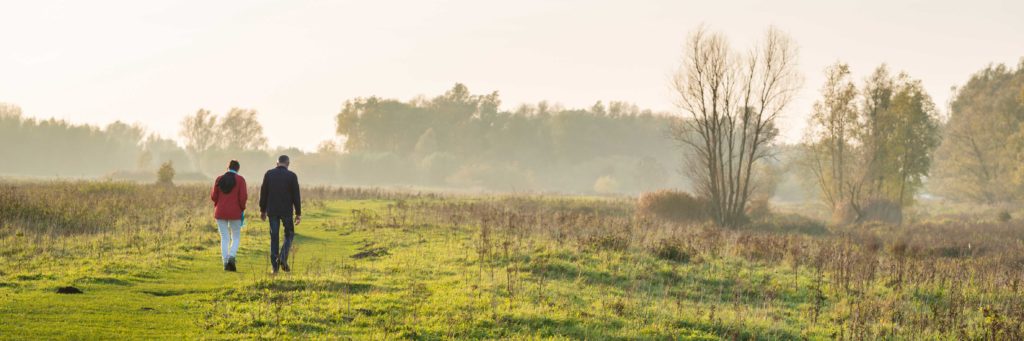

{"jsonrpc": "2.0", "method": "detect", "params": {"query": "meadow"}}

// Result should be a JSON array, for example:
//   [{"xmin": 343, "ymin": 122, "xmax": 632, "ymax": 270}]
[{"xmin": 1, "ymin": 181, "xmax": 1023, "ymax": 340}]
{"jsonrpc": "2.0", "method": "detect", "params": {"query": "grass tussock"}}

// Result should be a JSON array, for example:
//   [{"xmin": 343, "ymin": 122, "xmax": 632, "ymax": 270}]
[{"xmin": 636, "ymin": 190, "xmax": 707, "ymax": 223}]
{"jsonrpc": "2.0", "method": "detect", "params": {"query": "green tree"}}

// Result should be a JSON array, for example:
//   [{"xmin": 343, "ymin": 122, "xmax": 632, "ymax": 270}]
[
  {"xmin": 337, "ymin": 97, "xmax": 428, "ymax": 154},
  {"xmin": 804, "ymin": 64, "xmax": 941, "ymax": 223},
  {"xmin": 219, "ymin": 108, "xmax": 268, "ymax": 151},
  {"xmin": 931, "ymin": 61, "xmax": 1024, "ymax": 202},
  {"xmin": 105, "ymin": 121, "xmax": 145, "ymax": 170},
  {"xmin": 180, "ymin": 109, "xmax": 218, "ymax": 170},
  {"xmin": 886, "ymin": 76, "xmax": 941, "ymax": 206},
  {"xmin": 804, "ymin": 63, "xmax": 860, "ymax": 212}
]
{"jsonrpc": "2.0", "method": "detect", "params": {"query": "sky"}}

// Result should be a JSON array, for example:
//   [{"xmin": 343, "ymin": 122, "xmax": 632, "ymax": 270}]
[{"xmin": 1, "ymin": 0, "xmax": 1022, "ymax": 151}]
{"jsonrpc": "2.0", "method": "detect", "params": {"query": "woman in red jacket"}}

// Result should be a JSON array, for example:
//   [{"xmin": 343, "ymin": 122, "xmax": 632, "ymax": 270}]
[{"xmin": 210, "ymin": 160, "xmax": 247, "ymax": 271}]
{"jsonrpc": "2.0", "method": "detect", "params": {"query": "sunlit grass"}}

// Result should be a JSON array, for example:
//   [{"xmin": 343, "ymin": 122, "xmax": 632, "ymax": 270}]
[{"xmin": 2, "ymin": 181, "xmax": 1023, "ymax": 339}]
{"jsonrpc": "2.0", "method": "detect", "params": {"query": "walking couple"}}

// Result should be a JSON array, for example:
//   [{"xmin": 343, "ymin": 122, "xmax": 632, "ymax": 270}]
[{"xmin": 209, "ymin": 155, "xmax": 302, "ymax": 274}]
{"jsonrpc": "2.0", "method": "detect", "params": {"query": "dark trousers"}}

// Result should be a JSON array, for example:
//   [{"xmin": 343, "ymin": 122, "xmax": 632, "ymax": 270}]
[{"xmin": 268, "ymin": 215, "xmax": 295, "ymax": 270}]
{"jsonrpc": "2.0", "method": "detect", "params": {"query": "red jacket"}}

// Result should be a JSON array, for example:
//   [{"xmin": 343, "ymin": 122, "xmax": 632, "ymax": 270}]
[{"xmin": 211, "ymin": 174, "xmax": 248, "ymax": 220}]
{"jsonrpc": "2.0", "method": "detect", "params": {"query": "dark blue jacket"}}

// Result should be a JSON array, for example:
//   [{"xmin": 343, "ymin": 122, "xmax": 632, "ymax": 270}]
[{"xmin": 259, "ymin": 166, "xmax": 301, "ymax": 217}]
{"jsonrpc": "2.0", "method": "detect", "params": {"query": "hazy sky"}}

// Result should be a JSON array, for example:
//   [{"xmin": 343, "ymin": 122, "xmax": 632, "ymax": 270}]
[{"xmin": 1, "ymin": 0, "xmax": 1021, "ymax": 151}]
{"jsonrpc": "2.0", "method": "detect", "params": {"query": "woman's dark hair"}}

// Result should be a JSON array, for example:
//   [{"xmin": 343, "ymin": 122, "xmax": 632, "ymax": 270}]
[
  {"xmin": 217, "ymin": 172, "xmax": 236, "ymax": 193},
  {"xmin": 218, "ymin": 160, "xmax": 240, "ymax": 193}
]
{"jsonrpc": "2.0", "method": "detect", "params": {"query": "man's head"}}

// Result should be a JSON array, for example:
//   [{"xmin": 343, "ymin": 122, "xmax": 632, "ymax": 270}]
[
  {"xmin": 277, "ymin": 155, "xmax": 290, "ymax": 168},
  {"xmin": 228, "ymin": 160, "xmax": 240, "ymax": 172}
]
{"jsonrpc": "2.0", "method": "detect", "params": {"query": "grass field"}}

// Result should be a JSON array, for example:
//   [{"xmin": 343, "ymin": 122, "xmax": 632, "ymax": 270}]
[{"xmin": 2, "ymin": 182, "xmax": 1023, "ymax": 339}]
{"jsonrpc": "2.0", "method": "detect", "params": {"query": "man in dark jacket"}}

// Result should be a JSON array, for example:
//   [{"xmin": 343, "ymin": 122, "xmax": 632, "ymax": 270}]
[{"xmin": 259, "ymin": 155, "xmax": 302, "ymax": 274}]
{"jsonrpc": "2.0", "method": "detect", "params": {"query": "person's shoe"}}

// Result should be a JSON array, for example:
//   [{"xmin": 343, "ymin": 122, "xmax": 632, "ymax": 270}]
[
  {"xmin": 226, "ymin": 257, "xmax": 237, "ymax": 272},
  {"xmin": 280, "ymin": 262, "xmax": 290, "ymax": 273},
  {"xmin": 223, "ymin": 260, "xmax": 230, "ymax": 271}
]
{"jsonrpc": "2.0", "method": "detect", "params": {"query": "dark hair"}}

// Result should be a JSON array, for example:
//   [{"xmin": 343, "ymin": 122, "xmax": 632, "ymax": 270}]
[
  {"xmin": 228, "ymin": 160, "xmax": 240, "ymax": 171},
  {"xmin": 217, "ymin": 172, "xmax": 237, "ymax": 193},
  {"xmin": 278, "ymin": 155, "xmax": 290, "ymax": 163}
]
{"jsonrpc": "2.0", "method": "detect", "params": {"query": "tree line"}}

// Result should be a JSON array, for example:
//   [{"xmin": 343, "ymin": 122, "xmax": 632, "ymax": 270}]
[
  {"xmin": 795, "ymin": 59, "xmax": 1024, "ymax": 225},
  {"xmin": 0, "ymin": 87, "xmax": 686, "ymax": 194},
  {"xmin": 1, "ymin": 27, "xmax": 1021, "ymax": 218},
  {"xmin": 668, "ymin": 26, "xmax": 1016, "ymax": 226},
  {"xmin": 0, "ymin": 103, "xmax": 186, "ymax": 178},
  {"xmin": 329, "ymin": 83, "xmax": 685, "ymax": 192}
]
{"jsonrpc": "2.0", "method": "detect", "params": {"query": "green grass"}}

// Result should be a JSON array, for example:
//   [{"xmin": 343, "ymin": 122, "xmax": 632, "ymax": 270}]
[
  {"xmin": 3, "ymin": 189, "xmax": 1023, "ymax": 339},
  {"xmin": 0, "ymin": 200, "xmax": 372, "ymax": 339},
  {"xmin": 0, "ymin": 200, "xmax": 770, "ymax": 339}
]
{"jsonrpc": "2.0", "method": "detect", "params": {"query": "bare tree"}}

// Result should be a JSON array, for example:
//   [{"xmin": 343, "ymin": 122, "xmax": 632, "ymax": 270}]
[
  {"xmin": 180, "ymin": 109, "xmax": 218, "ymax": 171},
  {"xmin": 670, "ymin": 27, "xmax": 801, "ymax": 227}
]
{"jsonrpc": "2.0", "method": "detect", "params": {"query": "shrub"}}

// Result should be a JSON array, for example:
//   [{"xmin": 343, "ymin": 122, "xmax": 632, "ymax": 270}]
[
  {"xmin": 998, "ymin": 210, "xmax": 1012, "ymax": 223},
  {"xmin": 652, "ymin": 237, "xmax": 693, "ymax": 263},
  {"xmin": 157, "ymin": 161, "xmax": 175, "ymax": 186},
  {"xmin": 747, "ymin": 213, "xmax": 828, "ymax": 235},
  {"xmin": 581, "ymin": 233, "xmax": 630, "ymax": 252},
  {"xmin": 636, "ymin": 190, "xmax": 707, "ymax": 223}
]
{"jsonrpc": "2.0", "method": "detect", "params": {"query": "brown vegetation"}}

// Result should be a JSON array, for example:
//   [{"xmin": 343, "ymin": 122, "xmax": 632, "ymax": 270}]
[
  {"xmin": 636, "ymin": 190, "xmax": 707, "ymax": 223},
  {"xmin": 402, "ymin": 195, "xmax": 1024, "ymax": 338}
]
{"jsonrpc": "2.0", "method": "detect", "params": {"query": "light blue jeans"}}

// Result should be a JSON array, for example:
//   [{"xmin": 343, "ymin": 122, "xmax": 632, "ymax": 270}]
[{"xmin": 217, "ymin": 219, "xmax": 242, "ymax": 264}]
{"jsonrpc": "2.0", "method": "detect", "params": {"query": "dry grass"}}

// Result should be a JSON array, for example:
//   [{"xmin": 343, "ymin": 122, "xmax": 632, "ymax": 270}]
[{"xmin": 405, "ymin": 195, "xmax": 1024, "ymax": 338}]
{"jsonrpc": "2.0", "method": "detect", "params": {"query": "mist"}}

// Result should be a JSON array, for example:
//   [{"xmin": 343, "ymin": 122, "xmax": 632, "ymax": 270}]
[
  {"xmin": 0, "ymin": 85, "xmax": 694, "ymax": 195},
  {"xmin": 6, "ymin": 2, "xmax": 1024, "ymax": 338}
]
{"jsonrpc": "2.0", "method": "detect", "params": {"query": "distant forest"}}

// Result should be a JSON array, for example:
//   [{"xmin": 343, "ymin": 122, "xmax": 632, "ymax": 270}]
[
  {"xmin": 0, "ymin": 84, "xmax": 688, "ymax": 194},
  {"xmin": 0, "ymin": 103, "xmax": 191, "ymax": 179},
  {"xmin": 331, "ymin": 84, "xmax": 686, "ymax": 193},
  {"xmin": 2, "ymin": 59, "xmax": 1022, "ymax": 200}
]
